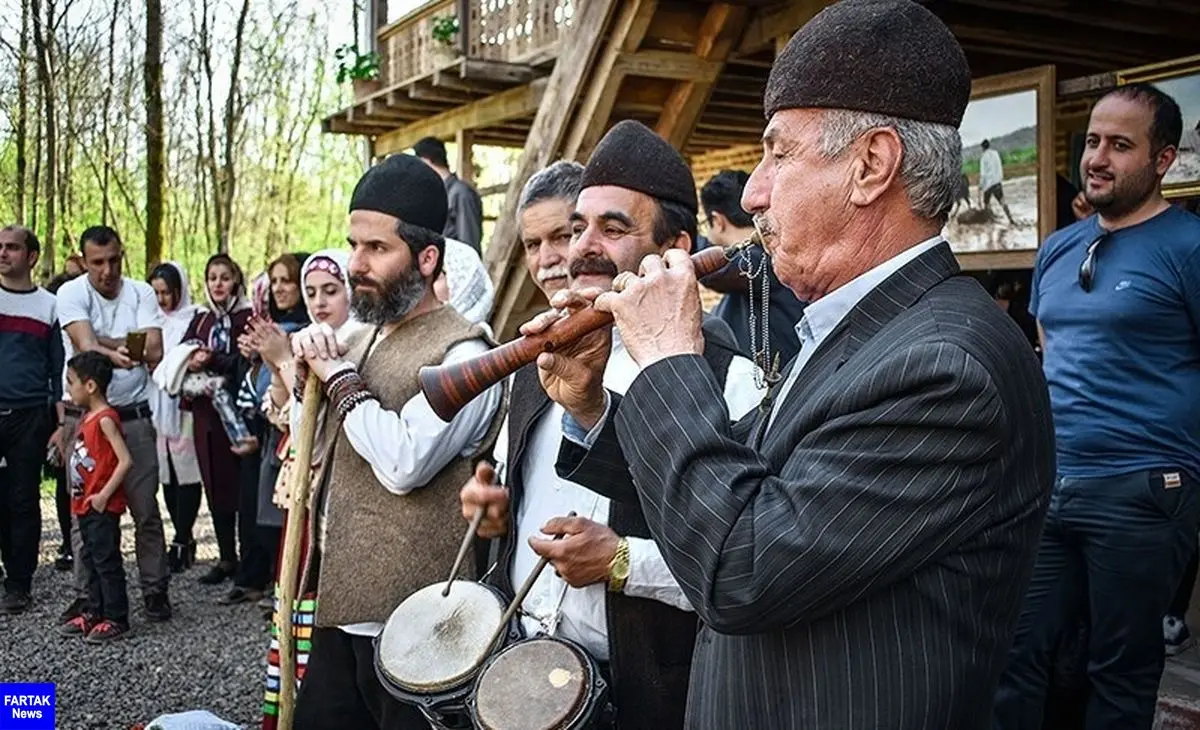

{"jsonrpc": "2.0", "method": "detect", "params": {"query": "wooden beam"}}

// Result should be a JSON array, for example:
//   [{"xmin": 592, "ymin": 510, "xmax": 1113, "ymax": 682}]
[
  {"xmin": 947, "ymin": 0, "xmax": 1200, "ymax": 42},
  {"xmin": 655, "ymin": 4, "xmax": 750, "ymax": 150},
  {"xmin": 455, "ymin": 129, "xmax": 475, "ymax": 184},
  {"xmin": 373, "ymin": 79, "xmax": 548, "ymax": 155},
  {"xmin": 486, "ymin": 0, "xmax": 623, "ymax": 340},
  {"xmin": 614, "ymin": 50, "xmax": 724, "ymax": 82},
  {"xmin": 738, "ymin": 0, "xmax": 831, "ymax": 54},
  {"xmin": 460, "ymin": 59, "xmax": 539, "ymax": 85},
  {"xmin": 432, "ymin": 67, "xmax": 504, "ymax": 95},
  {"xmin": 408, "ymin": 81, "xmax": 476, "ymax": 104},
  {"xmin": 456, "ymin": 0, "xmax": 469, "ymax": 58},
  {"xmin": 562, "ymin": 0, "xmax": 659, "ymax": 161}
]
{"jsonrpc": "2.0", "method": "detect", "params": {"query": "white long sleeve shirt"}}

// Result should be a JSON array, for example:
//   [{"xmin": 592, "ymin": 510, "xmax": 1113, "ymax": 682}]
[
  {"xmin": 295, "ymin": 336, "xmax": 504, "ymax": 637},
  {"xmin": 498, "ymin": 329, "xmax": 764, "ymax": 660}
]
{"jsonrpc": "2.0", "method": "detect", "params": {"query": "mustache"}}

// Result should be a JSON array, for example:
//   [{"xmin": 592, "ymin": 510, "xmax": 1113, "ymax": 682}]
[
  {"xmin": 537, "ymin": 265, "xmax": 569, "ymax": 282},
  {"xmin": 752, "ymin": 214, "xmax": 777, "ymax": 238},
  {"xmin": 348, "ymin": 274, "xmax": 379, "ymax": 289},
  {"xmin": 568, "ymin": 256, "xmax": 618, "ymax": 280}
]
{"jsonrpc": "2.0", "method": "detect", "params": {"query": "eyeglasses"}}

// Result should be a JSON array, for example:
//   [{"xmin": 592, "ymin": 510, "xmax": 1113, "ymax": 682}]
[{"xmin": 1078, "ymin": 232, "xmax": 1110, "ymax": 293}]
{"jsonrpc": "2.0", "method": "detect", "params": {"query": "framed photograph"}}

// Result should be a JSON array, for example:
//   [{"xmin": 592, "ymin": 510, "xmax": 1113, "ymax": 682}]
[
  {"xmin": 946, "ymin": 65, "xmax": 1056, "ymax": 271},
  {"xmin": 1117, "ymin": 54, "xmax": 1200, "ymax": 200}
]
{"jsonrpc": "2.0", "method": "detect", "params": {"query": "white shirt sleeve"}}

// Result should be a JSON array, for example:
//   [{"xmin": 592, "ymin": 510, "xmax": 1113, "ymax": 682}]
[
  {"xmin": 135, "ymin": 281, "xmax": 167, "ymax": 330},
  {"xmin": 55, "ymin": 279, "xmax": 90, "ymax": 328},
  {"xmin": 341, "ymin": 338, "xmax": 503, "ymax": 495},
  {"xmin": 625, "ymin": 537, "xmax": 693, "ymax": 612},
  {"xmin": 492, "ymin": 416, "xmax": 510, "ymax": 485}
]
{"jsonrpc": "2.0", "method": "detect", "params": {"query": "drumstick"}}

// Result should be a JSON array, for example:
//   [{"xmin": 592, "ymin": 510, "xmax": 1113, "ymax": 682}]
[
  {"xmin": 443, "ymin": 507, "xmax": 485, "ymax": 597},
  {"xmin": 485, "ymin": 510, "xmax": 577, "ymax": 650},
  {"xmin": 276, "ymin": 371, "xmax": 322, "ymax": 730}
]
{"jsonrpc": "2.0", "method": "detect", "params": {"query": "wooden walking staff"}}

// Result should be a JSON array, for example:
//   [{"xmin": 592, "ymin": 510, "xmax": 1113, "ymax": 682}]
[{"xmin": 276, "ymin": 371, "xmax": 323, "ymax": 730}]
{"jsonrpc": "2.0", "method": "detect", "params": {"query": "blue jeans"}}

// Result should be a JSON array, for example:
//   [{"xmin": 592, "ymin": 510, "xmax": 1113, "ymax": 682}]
[{"xmin": 993, "ymin": 469, "xmax": 1200, "ymax": 730}]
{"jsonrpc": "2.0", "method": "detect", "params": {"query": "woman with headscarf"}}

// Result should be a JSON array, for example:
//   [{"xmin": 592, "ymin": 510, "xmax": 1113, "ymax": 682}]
[
  {"xmin": 148, "ymin": 262, "xmax": 204, "ymax": 572},
  {"xmin": 258, "ymin": 248, "xmax": 360, "ymax": 728},
  {"xmin": 181, "ymin": 253, "xmax": 254, "ymax": 586},
  {"xmin": 217, "ymin": 253, "xmax": 311, "ymax": 606}
]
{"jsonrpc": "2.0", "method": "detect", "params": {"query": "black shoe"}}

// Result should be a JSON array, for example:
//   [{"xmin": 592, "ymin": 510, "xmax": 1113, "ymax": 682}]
[
  {"xmin": 218, "ymin": 586, "xmax": 265, "ymax": 606},
  {"xmin": 58, "ymin": 596, "xmax": 88, "ymax": 624},
  {"xmin": 0, "ymin": 589, "xmax": 31, "ymax": 615},
  {"xmin": 144, "ymin": 593, "xmax": 172, "ymax": 622},
  {"xmin": 54, "ymin": 551, "xmax": 73, "ymax": 572},
  {"xmin": 198, "ymin": 562, "xmax": 236, "ymax": 585}
]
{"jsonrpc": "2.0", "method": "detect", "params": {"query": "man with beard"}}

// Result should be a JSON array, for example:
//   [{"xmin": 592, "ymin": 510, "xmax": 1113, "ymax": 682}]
[
  {"xmin": 287, "ymin": 153, "xmax": 505, "ymax": 730},
  {"xmin": 994, "ymin": 84, "xmax": 1200, "ymax": 729},
  {"xmin": 521, "ymin": 1, "xmax": 1055, "ymax": 727},
  {"xmin": 460, "ymin": 146, "xmax": 762, "ymax": 729}
]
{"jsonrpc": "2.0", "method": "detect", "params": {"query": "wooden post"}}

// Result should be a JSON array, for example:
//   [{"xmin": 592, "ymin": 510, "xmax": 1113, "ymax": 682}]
[
  {"xmin": 456, "ymin": 128, "xmax": 475, "ymax": 185},
  {"xmin": 482, "ymin": 0, "xmax": 621, "ymax": 312},
  {"xmin": 457, "ymin": 0, "xmax": 470, "ymax": 58},
  {"xmin": 275, "ymin": 372, "xmax": 323, "ymax": 730}
]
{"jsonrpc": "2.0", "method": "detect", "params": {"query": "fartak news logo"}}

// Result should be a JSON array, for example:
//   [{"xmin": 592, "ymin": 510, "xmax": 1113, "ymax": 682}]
[{"xmin": 0, "ymin": 684, "xmax": 54, "ymax": 729}]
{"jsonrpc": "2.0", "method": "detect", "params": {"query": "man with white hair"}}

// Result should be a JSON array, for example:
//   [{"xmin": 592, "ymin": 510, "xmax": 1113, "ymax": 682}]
[{"xmin": 521, "ymin": 0, "xmax": 1055, "ymax": 727}]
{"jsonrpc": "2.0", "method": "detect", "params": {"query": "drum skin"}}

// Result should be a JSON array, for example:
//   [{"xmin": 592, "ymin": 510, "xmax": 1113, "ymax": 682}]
[
  {"xmin": 376, "ymin": 581, "xmax": 507, "ymax": 694},
  {"xmin": 470, "ymin": 637, "xmax": 598, "ymax": 730}
]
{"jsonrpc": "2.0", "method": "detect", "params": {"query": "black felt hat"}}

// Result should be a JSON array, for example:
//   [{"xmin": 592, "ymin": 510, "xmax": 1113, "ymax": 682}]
[
  {"xmin": 764, "ymin": 0, "xmax": 971, "ymax": 127},
  {"xmin": 349, "ymin": 153, "xmax": 449, "ymax": 234},
  {"xmin": 581, "ymin": 120, "xmax": 698, "ymax": 214}
]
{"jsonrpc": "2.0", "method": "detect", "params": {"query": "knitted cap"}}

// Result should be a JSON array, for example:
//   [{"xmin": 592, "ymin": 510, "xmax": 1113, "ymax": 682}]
[
  {"xmin": 581, "ymin": 120, "xmax": 697, "ymax": 214},
  {"xmin": 764, "ymin": 0, "xmax": 971, "ymax": 127},
  {"xmin": 349, "ymin": 153, "xmax": 449, "ymax": 234}
]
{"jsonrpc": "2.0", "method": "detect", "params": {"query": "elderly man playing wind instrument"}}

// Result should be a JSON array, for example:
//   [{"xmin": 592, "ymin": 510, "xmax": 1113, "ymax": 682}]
[{"xmin": 519, "ymin": 0, "xmax": 1056, "ymax": 728}]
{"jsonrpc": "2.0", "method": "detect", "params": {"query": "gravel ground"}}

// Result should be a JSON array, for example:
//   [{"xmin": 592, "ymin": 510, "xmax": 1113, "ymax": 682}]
[{"xmin": 0, "ymin": 492, "xmax": 270, "ymax": 729}]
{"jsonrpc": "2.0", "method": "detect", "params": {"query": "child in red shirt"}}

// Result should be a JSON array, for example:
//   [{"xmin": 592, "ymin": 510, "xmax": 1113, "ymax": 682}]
[{"xmin": 60, "ymin": 351, "xmax": 134, "ymax": 642}]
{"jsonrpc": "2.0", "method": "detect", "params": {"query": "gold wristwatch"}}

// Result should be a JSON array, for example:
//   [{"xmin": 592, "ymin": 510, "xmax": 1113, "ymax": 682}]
[{"xmin": 607, "ymin": 537, "xmax": 631, "ymax": 593}]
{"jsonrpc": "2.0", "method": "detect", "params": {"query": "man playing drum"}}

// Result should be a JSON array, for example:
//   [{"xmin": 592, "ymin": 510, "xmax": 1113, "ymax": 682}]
[
  {"xmin": 460, "ymin": 129, "xmax": 763, "ymax": 728},
  {"xmin": 288, "ymin": 153, "xmax": 506, "ymax": 730}
]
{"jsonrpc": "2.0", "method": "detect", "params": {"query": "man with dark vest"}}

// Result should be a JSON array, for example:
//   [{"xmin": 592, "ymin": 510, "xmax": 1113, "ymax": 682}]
[
  {"xmin": 289, "ymin": 153, "xmax": 506, "ymax": 730},
  {"xmin": 521, "ymin": 1, "xmax": 1055, "ymax": 727},
  {"xmin": 460, "ymin": 131, "xmax": 764, "ymax": 729}
]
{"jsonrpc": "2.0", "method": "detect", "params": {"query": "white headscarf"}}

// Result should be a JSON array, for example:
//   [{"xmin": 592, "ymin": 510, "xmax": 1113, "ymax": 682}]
[
  {"xmin": 441, "ymin": 237, "xmax": 494, "ymax": 326},
  {"xmin": 159, "ymin": 261, "xmax": 198, "ymax": 352}
]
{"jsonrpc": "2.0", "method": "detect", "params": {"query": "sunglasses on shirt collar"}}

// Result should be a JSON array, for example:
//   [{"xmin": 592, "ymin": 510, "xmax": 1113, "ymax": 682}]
[{"xmin": 1078, "ymin": 231, "xmax": 1112, "ymax": 293}]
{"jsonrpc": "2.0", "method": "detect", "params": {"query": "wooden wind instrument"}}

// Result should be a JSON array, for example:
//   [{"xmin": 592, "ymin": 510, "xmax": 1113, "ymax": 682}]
[
  {"xmin": 276, "ymin": 371, "xmax": 323, "ymax": 730},
  {"xmin": 419, "ymin": 236, "xmax": 761, "ymax": 422}
]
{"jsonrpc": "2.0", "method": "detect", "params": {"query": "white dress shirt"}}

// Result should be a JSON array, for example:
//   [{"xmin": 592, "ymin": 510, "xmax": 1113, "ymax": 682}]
[
  {"xmin": 295, "ymin": 335, "xmax": 505, "ymax": 637},
  {"xmin": 499, "ymin": 329, "xmax": 764, "ymax": 660},
  {"xmin": 765, "ymin": 236, "xmax": 944, "ymax": 434}
]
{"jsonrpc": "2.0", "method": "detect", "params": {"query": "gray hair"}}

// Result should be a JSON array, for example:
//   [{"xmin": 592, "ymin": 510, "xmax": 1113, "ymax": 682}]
[
  {"xmin": 818, "ymin": 109, "xmax": 962, "ymax": 221},
  {"xmin": 517, "ymin": 160, "xmax": 585, "ymax": 214}
]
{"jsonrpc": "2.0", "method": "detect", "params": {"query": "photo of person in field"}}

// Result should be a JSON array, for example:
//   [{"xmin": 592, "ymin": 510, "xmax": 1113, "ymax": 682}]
[{"xmin": 945, "ymin": 89, "xmax": 1040, "ymax": 252}]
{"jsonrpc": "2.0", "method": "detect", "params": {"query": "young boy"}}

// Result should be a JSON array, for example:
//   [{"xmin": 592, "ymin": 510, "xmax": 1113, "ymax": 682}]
[{"xmin": 60, "ymin": 351, "xmax": 133, "ymax": 642}]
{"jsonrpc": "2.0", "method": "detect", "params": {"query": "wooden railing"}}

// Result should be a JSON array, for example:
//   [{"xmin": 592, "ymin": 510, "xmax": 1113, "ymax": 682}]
[{"xmin": 378, "ymin": 0, "xmax": 576, "ymax": 88}]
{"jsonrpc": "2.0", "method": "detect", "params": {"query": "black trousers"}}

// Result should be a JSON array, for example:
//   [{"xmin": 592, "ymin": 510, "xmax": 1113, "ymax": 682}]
[
  {"xmin": 234, "ymin": 448, "xmax": 271, "ymax": 590},
  {"xmin": 295, "ymin": 627, "xmax": 429, "ymax": 730},
  {"xmin": 995, "ymin": 470, "xmax": 1200, "ymax": 730},
  {"xmin": 54, "ymin": 464, "xmax": 72, "ymax": 553},
  {"xmin": 78, "ymin": 510, "xmax": 129, "ymax": 623},
  {"xmin": 1169, "ymin": 538, "xmax": 1199, "ymax": 618},
  {"xmin": 162, "ymin": 452, "xmax": 202, "ymax": 545},
  {"xmin": 0, "ymin": 405, "xmax": 51, "ymax": 593}
]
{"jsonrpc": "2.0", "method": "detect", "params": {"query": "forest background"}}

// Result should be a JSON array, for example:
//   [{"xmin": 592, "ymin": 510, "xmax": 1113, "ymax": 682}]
[{"xmin": 0, "ymin": 0, "xmax": 518, "ymax": 289}]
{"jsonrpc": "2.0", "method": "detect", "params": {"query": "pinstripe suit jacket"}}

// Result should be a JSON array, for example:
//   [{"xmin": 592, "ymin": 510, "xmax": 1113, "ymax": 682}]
[{"xmin": 556, "ymin": 242, "xmax": 1056, "ymax": 729}]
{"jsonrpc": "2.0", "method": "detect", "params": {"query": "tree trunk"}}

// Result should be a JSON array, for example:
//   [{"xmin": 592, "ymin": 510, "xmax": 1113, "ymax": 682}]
[
  {"xmin": 216, "ymin": 0, "xmax": 252, "ymax": 254},
  {"xmin": 30, "ymin": 0, "xmax": 57, "ymax": 279},
  {"xmin": 200, "ymin": 0, "xmax": 222, "ymax": 252},
  {"xmin": 144, "ymin": 0, "xmax": 164, "ymax": 270},
  {"xmin": 101, "ymin": 0, "xmax": 119, "ymax": 223},
  {"xmin": 15, "ymin": 0, "xmax": 29, "ymax": 224}
]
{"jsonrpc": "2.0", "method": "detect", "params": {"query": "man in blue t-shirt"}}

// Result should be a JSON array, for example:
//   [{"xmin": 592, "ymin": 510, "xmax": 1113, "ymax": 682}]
[{"xmin": 994, "ymin": 84, "xmax": 1200, "ymax": 729}]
